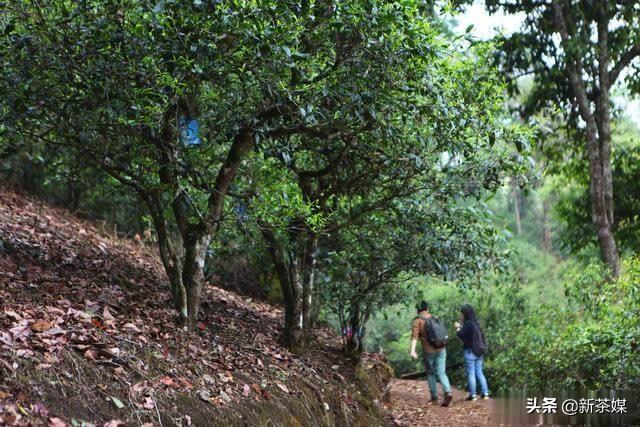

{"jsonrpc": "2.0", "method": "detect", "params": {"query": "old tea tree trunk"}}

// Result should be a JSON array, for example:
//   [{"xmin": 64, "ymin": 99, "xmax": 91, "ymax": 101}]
[
  {"xmin": 261, "ymin": 225, "xmax": 318, "ymax": 351},
  {"xmin": 146, "ymin": 127, "xmax": 257, "ymax": 327}
]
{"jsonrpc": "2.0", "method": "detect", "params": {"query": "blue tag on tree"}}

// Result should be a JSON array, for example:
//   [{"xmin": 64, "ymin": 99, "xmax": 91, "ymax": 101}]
[{"xmin": 179, "ymin": 116, "xmax": 202, "ymax": 146}]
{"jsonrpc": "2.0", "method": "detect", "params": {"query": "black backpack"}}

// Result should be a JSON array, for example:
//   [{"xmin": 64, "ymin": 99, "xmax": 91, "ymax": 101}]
[
  {"xmin": 471, "ymin": 321, "xmax": 488, "ymax": 356},
  {"xmin": 422, "ymin": 316, "xmax": 448, "ymax": 348}
]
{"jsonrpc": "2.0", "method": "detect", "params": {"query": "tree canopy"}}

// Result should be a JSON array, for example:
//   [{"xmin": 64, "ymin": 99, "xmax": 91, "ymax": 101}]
[{"xmin": 1, "ymin": 0, "xmax": 528, "ymax": 349}]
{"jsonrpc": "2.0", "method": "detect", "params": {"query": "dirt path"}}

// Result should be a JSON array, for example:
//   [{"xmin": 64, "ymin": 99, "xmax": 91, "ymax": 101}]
[{"xmin": 384, "ymin": 379, "xmax": 494, "ymax": 426}]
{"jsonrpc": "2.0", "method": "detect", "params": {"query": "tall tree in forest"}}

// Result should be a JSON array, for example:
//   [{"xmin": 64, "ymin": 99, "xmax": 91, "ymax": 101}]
[{"xmin": 464, "ymin": 0, "xmax": 640, "ymax": 277}]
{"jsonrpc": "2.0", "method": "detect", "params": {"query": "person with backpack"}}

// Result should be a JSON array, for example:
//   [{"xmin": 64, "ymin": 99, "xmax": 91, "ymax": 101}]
[
  {"xmin": 454, "ymin": 303, "xmax": 490, "ymax": 401},
  {"xmin": 409, "ymin": 300, "xmax": 453, "ymax": 407}
]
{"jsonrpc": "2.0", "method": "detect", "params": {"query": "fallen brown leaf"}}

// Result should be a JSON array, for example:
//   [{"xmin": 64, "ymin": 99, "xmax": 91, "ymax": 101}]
[
  {"xmin": 49, "ymin": 417, "xmax": 67, "ymax": 427},
  {"xmin": 31, "ymin": 319, "xmax": 52, "ymax": 332}
]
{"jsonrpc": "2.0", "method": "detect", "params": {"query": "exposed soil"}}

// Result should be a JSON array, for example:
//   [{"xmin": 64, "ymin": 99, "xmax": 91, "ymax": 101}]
[
  {"xmin": 384, "ymin": 379, "xmax": 493, "ymax": 426},
  {"xmin": 0, "ymin": 187, "xmax": 390, "ymax": 426}
]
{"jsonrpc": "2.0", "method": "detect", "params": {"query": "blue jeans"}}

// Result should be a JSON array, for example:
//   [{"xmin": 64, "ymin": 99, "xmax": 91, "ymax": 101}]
[
  {"xmin": 464, "ymin": 349, "xmax": 489, "ymax": 396},
  {"xmin": 424, "ymin": 350, "xmax": 452, "ymax": 399}
]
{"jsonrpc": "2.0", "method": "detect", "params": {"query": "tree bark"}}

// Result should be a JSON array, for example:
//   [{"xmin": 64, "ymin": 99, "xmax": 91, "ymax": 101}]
[
  {"xmin": 145, "ymin": 121, "xmax": 257, "ymax": 326},
  {"xmin": 283, "ymin": 277, "xmax": 304, "ymax": 351},
  {"xmin": 594, "ymin": 1, "xmax": 619, "ymax": 276},
  {"xmin": 553, "ymin": 0, "xmax": 620, "ymax": 277},
  {"xmin": 261, "ymin": 226, "xmax": 305, "ymax": 350},
  {"xmin": 596, "ymin": 0, "xmax": 614, "ymax": 226},
  {"xmin": 205, "ymin": 128, "xmax": 255, "ymax": 226},
  {"xmin": 278, "ymin": 262, "xmax": 305, "ymax": 350},
  {"xmin": 146, "ymin": 196, "xmax": 188, "ymax": 322},
  {"xmin": 261, "ymin": 224, "xmax": 320, "ymax": 350},
  {"xmin": 586, "ymin": 112, "xmax": 620, "ymax": 278},
  {"xmin": 182, "ymin": 232, "xmax": 211, "ymax": 327}
]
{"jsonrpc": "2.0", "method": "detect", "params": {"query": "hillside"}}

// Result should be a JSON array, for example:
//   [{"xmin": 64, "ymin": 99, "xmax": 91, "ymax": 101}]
[{"xmin": 0, "ymin": 188, "xmax": 391, "ymax": 426}]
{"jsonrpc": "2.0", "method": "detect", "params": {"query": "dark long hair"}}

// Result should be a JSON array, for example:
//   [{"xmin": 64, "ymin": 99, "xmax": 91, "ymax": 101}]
[{"xmin": 461, "ymin": 304, "xmax": 478, "ymax": 322}]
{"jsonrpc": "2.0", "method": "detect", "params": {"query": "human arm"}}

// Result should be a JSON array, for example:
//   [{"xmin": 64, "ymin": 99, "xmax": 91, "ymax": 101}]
[
  {"xmin": 410, "ymin": 338, "xmax": 418, "ymax": 359},
  {"xmin": 410, "ymin": 318, "xmax": 420, "ymax": 359}
]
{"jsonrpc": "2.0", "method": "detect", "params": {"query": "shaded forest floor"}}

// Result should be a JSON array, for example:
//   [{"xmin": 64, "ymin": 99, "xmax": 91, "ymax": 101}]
[
  {"xmin": 0, "ymin": 187, "xmax": 390, "ymax": 426},
  {"xmin": 384, "ymin": 380, "xmax": 493, "ymax": 426}
]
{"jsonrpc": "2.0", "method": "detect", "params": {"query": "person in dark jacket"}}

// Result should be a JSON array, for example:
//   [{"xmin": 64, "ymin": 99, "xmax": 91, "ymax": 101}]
[{"xmin": 454, "ymin": 304, "xmax": 490, "ymax": 401}]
